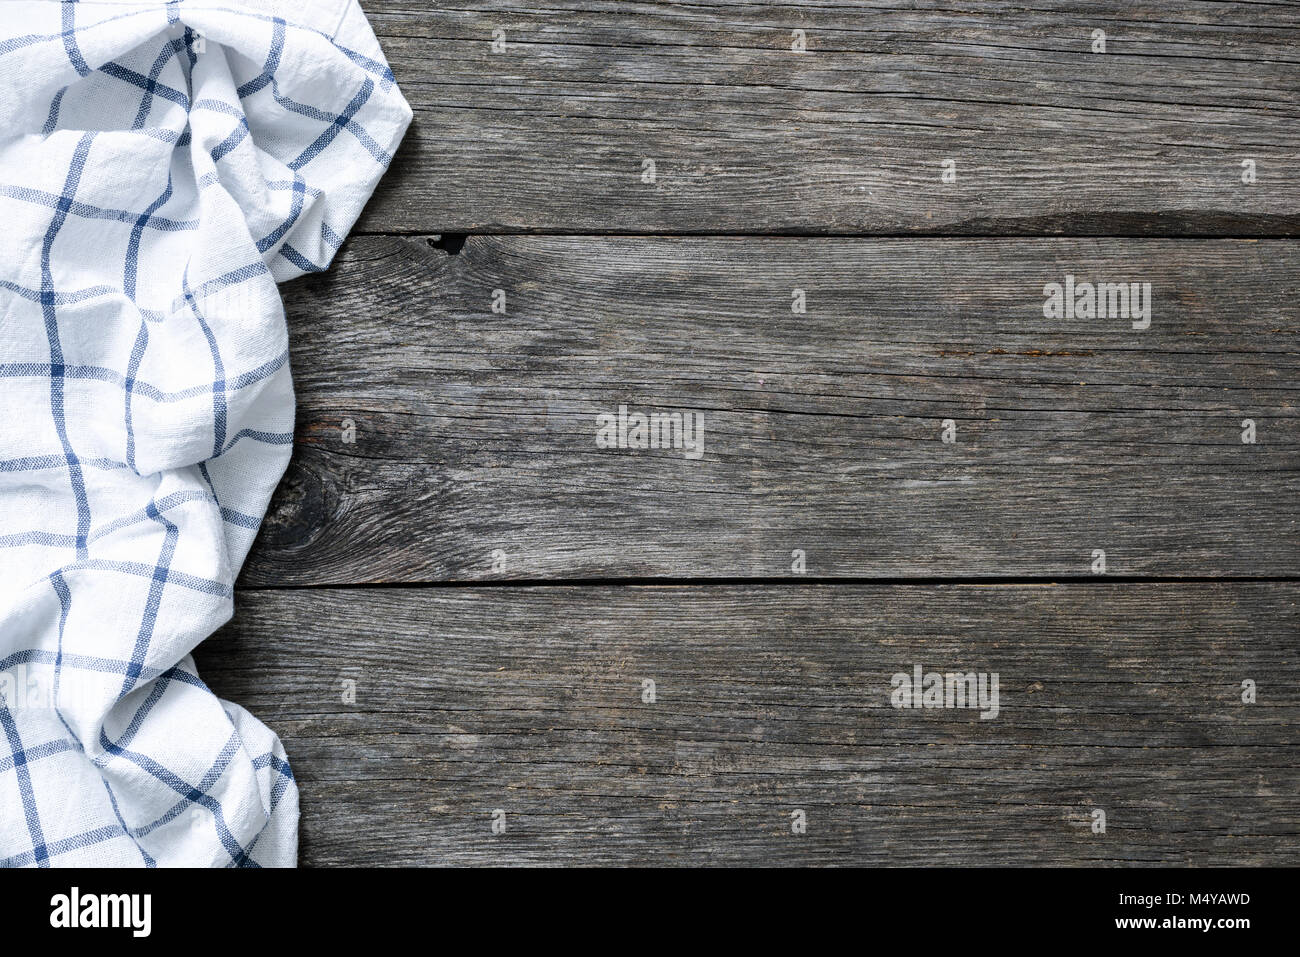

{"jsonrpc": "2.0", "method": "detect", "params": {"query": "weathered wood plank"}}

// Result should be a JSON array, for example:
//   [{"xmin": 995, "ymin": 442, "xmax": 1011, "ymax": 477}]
[
  {"xmin": 198, "ymin": 583, "xmax": 1300, "ymax": 866},
  {"xmin": 240, "ymin": 235, "xmax": 1300, "ymax": 585},
  {"xmin": 357, "ymin": 0, "xmax": 1300, "ymax": 234}
]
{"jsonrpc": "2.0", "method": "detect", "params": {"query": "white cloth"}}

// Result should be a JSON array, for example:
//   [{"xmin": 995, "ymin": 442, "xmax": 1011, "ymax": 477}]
[{"xmin": 0, "ymin": 0, "xmax": 410, "ymax": 866}]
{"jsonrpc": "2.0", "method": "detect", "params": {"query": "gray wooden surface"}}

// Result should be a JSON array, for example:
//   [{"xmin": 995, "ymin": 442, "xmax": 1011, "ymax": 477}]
[
  {"xmin": 355, "ymin": 0, "xmax": 1300, "ymax": 234},
  {"xmin": 240, "ymin": 235, "xmax": 1299, "ymax": 585},
  {"xmin": 200, "ymin": 584, "xmax": 1299, "ymax": 865},
  {"xmin": 204, "ymin": 1, "xmax": 1300, "ymax": 865}
]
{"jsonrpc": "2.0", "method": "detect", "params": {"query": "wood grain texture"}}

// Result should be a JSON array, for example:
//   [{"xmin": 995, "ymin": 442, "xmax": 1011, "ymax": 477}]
[
  {"xmin": 198, "ymin": 582, "xmax": 1300, "ymax": 866},
  {"xmin": 213, "ymin": 3, "xmax": 1300, "ymax": 869},
  {"xmin": 238, "ymin": 235, "xmax": 1300, "ymax": 585},
  {"xmin": 356, "ymin": 0, "xmax": 1300, "ymax": 234}
]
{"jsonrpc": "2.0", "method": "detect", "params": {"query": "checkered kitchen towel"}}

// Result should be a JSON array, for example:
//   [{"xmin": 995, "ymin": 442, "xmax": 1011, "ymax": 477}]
[{"xmin": 0, "ymin": 0, "xmax": 410, "ymax": 865}]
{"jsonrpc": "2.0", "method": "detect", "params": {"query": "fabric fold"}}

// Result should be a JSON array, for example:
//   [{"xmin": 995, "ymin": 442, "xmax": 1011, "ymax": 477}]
[{"xmin": 0, "ymin": 0, "xmax": 410, "ymax": 866}]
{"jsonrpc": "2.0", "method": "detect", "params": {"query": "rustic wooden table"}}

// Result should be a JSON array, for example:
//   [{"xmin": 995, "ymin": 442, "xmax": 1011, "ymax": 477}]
[{"xmin": 199, "ymin": 0, "xmax": 1300, "ymax": 866}]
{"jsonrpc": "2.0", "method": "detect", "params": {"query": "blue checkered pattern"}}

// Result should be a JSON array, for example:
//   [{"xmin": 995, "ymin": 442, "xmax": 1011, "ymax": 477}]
[{"xmin": 0, "ymin": 0, "xmax": 410, "ymax": 866}]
